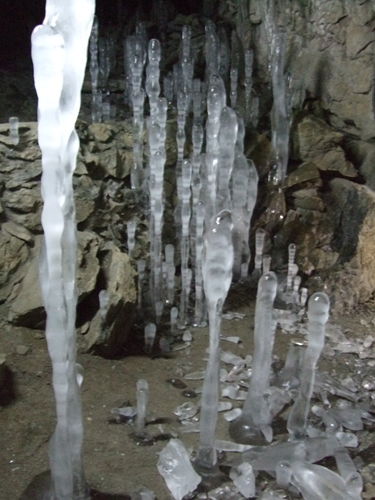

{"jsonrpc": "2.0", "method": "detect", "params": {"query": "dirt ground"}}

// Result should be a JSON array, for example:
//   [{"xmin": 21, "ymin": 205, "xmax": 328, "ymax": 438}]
[{"xmin": 1, "ymin": 283, "xmax": 375, "ymax": 500}]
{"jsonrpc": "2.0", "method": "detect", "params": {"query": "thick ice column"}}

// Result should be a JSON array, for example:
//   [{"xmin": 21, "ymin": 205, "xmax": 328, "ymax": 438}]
[
  {"xmin": 205, "ymin": 74, "xmax": 226, "ymax": 223},
  {"xmin": 229, "ymin": 272, "xmax": 278, "ymax": 445},
  {"xmin": 146, "ymin": 39, "xmax": 161, "ymax": 121},
  {"xmin": 31, "ymin": 1, "xmax": 95, "ymax": 499},
  {"xmin": 262, "ymin": 2, "xmax": 289, "ymax": 183},
  {"xmin": 287, "ymin": 293, "xmax": 330, "ymax": 439},
  {"xmin": 195, "ymin": 211, "xmax": 233, "ymax": 470}
]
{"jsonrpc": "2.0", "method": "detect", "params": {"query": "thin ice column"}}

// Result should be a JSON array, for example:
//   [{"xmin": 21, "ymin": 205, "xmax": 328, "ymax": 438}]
[
  {"xmin": 229, "ymin": 272, "xmax": 278, "ymax": 445},
  {"xmin": 287, "ymin": 292, "xmax": 330, "ymax": 439},
  {"xmin": 195, "ymin": 211, "xmax": 233, "ymax": 470},
  {"xmin": 31, "ymin": 0, "xmax": 94, "ymax": 498}
]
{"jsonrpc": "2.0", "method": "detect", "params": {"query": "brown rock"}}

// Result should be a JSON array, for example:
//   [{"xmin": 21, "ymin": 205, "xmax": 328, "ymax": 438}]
[
  {"xmin": 7, "ymin": 231, "xmax": 101, "ymax": 328},
  {"xmin": 294, "ymin": 115, "xmax": 357, "ymax": 177},
  {"xmin": 0, "ymin": 227, "xmax": 31, "ymax": 287},
  {"xmin": 286, "ymin": 162, "xmax": 320, "ymax": 188},
  {"xmin": 84, "ymin": 242, "xmax": 137, "ymax": 356},
  {"xmin": 88, "ymin": 123, "xmax": 114, "ymax": 143}
]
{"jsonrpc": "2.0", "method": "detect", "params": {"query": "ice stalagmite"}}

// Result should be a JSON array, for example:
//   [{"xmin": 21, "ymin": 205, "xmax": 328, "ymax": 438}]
[
  {"xmin": 231, "ymin": 117, "xmax": 258, "ymax": 280},
  {"xmin": 229, "ymin": 272, "xmax": 278, "ymax": 445},
  {"xmin": 195, "ymin": 211, "xmax": 233, "ymax": 470},
  {"xmin": 31, "ymin": 1, "xmax": 94, "ymax": 498},
  {"xmin": 287, "ymin": 292, "xmax": 330, "ymax": 439}
]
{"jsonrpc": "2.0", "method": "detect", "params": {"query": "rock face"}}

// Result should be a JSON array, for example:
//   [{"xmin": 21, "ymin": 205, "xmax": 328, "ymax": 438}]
[
  {"xmin": 244, "ymin": 0, "xmax": 375, "ymax": 143},
  {"xmin": 0, "ymin": 121, "xmax": 149, "ymax": 355}
]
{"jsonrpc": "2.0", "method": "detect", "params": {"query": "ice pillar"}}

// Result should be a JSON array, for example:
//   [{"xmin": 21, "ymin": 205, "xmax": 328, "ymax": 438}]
[
  {"xmin": 287, "ymin": 292, "xmax": 330, "ymax": 439},
  {"xmin": 195, "ymin": 211, "xmax": 233, "ymax": 470},
  {"xmin": 31, "ymin": 1, "xmax": 95, "ymax": 498}
]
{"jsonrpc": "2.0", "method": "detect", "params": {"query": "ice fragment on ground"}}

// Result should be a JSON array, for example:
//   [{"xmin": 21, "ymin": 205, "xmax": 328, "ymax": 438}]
[
  {"xmin": 220, "ymin": 350, "xmax": 245, "ymax": 366},
  {"xmin": 130, "ymin": 486, "xmax": 156, "ymax": 500},
  {"xmin": 215, "ymin": 440, "xmax": 252, "ymax": 452},
  {"xmin": 157, "ymin": 439, "xmax": 201, "ymax": 500},
  {"xmin": 182, "ymin": 330, "xmax": 193, "ymax": 342},
  {"xmin": 185, "ymin": 371, "xmax": 205, "ymax": 380},
  {"xmin": 173, "ymin": 402, "xmax": 198, "ymax": 420},
  {"xmin": 229, "ymin": 462, "xmax": 255, "ymax": 498},
  {"xmin": 335, "ymin": 431, "xmax": 358, "ymax": 448},
  {"xmin": 221, "ymin": 335, "xmax": 241, "ymax": 344},
  {"xmin": 217, "ymin": 401, "xmax": 232, "ymax": 412},
  {"xmin": 314, "ymin": 372, "xmax": 359, "ymax": 402},
  {"xmin": 363, "ymin": 335, "xmax": 374, "ymax": 348},
  {"xmin": 111, "ymin": 406, "xmax": 136, "ymax": 419},
  {"xmin": 290, "ymin": 460, "xmax": 362, "ymax": 500},
  {"xmin": 242, "ymin": 436, "xmax": 339, "ymax": 471},
  {"xmin": 223, "ymin": 408, "xmax": 242, "ymax": 421}
]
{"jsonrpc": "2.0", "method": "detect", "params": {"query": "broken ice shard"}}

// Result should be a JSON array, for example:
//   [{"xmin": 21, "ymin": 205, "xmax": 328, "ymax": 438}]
[
  {"xmin": 290, "ymin": 460, "xmax": 361, "ymax": 500},
  {"xmin": 196, "ymin": 210, "xmax": 233, "ymax": 470},
  {"xmin": 229, "ymin": 272, "xmax": 277, "ymax": 445},
  {"xmin": 157, "ymin": 439, "xmax": 201, "ymax": 500},
  {"xmin": 287, "ymin": 293, "xmax": 330, "ymax": 439},
  {"xmin": 229, "ymin": 463, "xmax": 255, "ymax": 498}
]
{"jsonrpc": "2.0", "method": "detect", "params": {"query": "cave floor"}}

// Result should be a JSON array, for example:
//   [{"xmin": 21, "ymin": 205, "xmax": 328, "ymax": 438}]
[{"xmin": 1, "ymin": 284, "xmax": 375, "ymax": 500}]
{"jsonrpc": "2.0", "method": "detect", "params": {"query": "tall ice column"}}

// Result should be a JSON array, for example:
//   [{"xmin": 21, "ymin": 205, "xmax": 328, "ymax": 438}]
[{"xmin": 31, "ymin": 1, "xmax": 95, "ymax": 498}]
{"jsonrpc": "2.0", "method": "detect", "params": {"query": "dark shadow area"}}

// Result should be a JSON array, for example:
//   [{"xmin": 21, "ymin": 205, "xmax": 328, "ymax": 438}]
[{"xmin": 0, "ymin": 366, "xmax": 17, "ymax": 406}]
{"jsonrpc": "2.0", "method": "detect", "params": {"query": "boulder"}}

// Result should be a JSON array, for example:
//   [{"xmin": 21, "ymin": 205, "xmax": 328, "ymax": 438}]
[
  {"xmin": 7, "ymin": 231, "xmax": 101, "ymax": 328},
  {"xmin": 84, "ymin": 242, "xmax": 137, "ymax": 357}
]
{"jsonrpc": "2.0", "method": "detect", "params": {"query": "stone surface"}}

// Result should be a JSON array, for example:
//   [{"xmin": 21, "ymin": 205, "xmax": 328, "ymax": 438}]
[
  {"xmin": 293, "ymin": 115, "xmax": 357, "ymax": 177},
  {"xmin": 0, "ymin": 225, "xmax": 32, "ymax": 287},
  {"xmin": 308, "ymin": 178, "xmax": 375, "ymax": 313},
  {"xmin": 8, "ymin": 231, "xmax": 101, "ymax": 328},
  {"xmin": 84, "ymin": 242, "xmax": 137, "ymax": 356}
]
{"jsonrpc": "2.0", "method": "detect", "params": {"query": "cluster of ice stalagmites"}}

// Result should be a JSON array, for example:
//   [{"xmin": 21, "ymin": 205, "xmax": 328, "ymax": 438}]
[{"xmin": 31, "ymin": 0, "xmax": 95, "ymax": 498}]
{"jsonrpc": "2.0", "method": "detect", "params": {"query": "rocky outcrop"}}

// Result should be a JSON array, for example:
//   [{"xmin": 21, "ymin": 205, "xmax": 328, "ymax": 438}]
[{"xmin": 0, "ymin": 121, "xmax": 151, "ymax": 355}]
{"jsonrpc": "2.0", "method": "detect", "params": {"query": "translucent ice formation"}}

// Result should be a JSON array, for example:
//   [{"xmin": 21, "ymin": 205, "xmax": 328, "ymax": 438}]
[
  {"xmin": 254, "ymin": 229, "xmax": 266, "ymax": 276},
  {"xmin": 242, "ymin": 436, "xmax": 340, "ymax": 472},
  {"xmin": 231, "ymin": 118, "xmax": 258, "ymax": 280},
  {"xmin": 144, "ymin": 323, "xmax": 156, "ymax": 354},
  {"xmin": 287, "ymin": 293, "xmax": 330, "ymax": 439},
  {"xmin": 135, "ymin": 379, "xmax": 149, "ymax": 438},
  {"xmin": 290, "ymin": 460, "xmax": 362, "ymax": 500},
  {"xmin": 31, "ymin": 0, "xmax": 95, "ymax": 498},
  {"xmin": 229, "ymin": 463, "xmax": 255, "ymax": 498},
  {"xmin": 9, "ymin": 117, "xmax": 19, "ymax": 146},
  {"xmin": 196, "ymin": 211, "xmax": 233, "ymax": 470},
  {"xmin": 229, "ymin": 272, "xmax": 278, "ymax": 445},
  {"xmin": 157, "ymin": 439, "xmax": 201, "ymax": 500}
]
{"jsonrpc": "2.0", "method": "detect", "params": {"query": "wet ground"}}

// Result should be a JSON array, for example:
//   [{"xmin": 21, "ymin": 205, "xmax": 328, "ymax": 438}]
[{"xmin": 1, "ymin": 282, "xmax": 375, "ymax": 500}]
